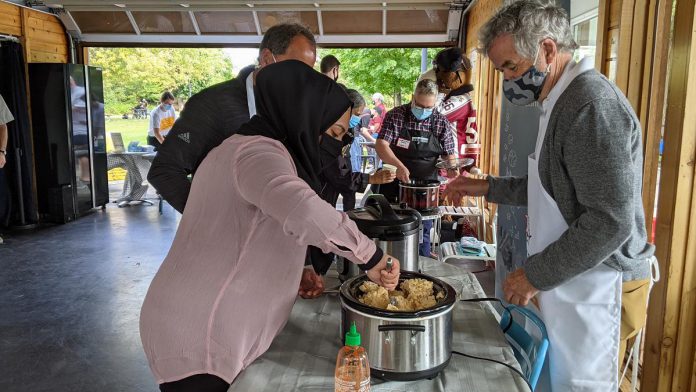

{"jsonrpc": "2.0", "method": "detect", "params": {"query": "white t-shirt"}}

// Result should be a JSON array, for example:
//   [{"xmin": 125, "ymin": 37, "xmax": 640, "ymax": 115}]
[
  {"xmin": 149, "ymin": 104, "xmax": 177, "ymax": 137},
  {"xmin": 0, "ymin": 94, "xmax": 15, "ymax": 125}
]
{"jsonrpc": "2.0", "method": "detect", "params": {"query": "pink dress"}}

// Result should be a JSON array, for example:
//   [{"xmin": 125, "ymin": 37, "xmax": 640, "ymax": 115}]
[{"xmin": 140, "ymin": 135, "xmax": 378, "ymax": 384}]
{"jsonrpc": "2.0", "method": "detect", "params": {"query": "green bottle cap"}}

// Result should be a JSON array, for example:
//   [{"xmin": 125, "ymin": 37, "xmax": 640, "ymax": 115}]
[{"xmin": 345, "ymin": 321, "xmax": 361, "ymax": 347}]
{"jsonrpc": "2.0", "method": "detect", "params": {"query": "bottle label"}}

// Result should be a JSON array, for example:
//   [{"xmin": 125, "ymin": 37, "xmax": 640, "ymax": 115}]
[{"xmin": 335, "ymin": 377, "xmax": 370, "ymax": 392}]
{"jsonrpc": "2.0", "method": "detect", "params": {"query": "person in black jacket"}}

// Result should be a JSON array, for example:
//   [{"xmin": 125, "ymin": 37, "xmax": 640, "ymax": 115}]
[
  {"xmin": 319, "ymin": 89, "xmax": 395, "ymax": 210},
  {"xmin": 148, "ymin": 23, "xmax": 317, "ymax": 213}
]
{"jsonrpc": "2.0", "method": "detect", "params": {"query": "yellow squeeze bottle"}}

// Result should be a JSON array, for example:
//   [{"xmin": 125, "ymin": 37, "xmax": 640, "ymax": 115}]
[{"xmin": 335, "ymin": 322, "xmax": 370, "ymax": 392}]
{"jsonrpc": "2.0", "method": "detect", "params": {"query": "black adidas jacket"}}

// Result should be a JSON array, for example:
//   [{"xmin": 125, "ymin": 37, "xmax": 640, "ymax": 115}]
[{"xmin": 147, "ymin": 65, "xmax": 256, "ymax": 213}]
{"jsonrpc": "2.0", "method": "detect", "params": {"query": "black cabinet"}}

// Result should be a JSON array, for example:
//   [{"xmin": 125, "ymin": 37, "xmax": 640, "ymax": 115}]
[{"xmin": 29, "ymin": 63, "xmax": 109, "ymax": 223}]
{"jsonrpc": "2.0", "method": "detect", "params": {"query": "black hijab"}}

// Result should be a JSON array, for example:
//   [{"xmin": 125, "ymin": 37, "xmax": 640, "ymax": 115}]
[{"xmin": 236, "ymin": 60, "xmax": 351, "ymax": 193}]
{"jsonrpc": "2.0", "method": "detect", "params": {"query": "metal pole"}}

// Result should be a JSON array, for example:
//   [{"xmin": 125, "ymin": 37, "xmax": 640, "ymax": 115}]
[{"xmin": 420, "ymin": 47, "xmax": 428, "ymax": 73}]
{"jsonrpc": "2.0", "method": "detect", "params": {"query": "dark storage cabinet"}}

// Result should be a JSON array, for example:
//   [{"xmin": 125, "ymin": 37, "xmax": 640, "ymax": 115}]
[{"xmin": 29, "ymin": 63, "xmax": 108, "ymax": 223}]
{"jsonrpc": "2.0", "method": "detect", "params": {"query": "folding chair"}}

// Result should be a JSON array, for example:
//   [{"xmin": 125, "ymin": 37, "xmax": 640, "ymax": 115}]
[{"xmin": 500, "ymin": 304, "xmax": 550, "ymax": 390}]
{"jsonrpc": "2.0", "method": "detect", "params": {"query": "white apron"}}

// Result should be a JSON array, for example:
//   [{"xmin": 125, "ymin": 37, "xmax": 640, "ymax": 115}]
[{"xmin": 527, "ymin": 105, "xmax": 621, "ymax": 392}]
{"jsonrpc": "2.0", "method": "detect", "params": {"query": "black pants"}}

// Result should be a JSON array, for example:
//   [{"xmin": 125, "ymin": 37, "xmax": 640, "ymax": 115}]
[
  {"xmin": 159, "ymin": 374, "xmax": 229, "ymax": 392},
  {"xmin": 147, "ymin": 136, "xmax": 162, "ymax": 151}
]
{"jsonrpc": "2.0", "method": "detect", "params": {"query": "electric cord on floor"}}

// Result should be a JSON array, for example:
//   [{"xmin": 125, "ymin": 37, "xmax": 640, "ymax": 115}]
[{"xmin": 456, "ymin": 297, "xmax": 532, "ymax": 390}]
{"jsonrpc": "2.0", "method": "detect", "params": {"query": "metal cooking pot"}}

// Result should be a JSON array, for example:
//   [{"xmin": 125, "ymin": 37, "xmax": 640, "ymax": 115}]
[
  {"xmin": 399, "ymin": 180, "xmax": 441, "ymax": 214},
  {"xmin": 337, "ymin": 195, "xmax": 421, "ymax": 281},
  {"xmin": 339, "ymin": 271, "xmax": 456, "ymax": 381}
]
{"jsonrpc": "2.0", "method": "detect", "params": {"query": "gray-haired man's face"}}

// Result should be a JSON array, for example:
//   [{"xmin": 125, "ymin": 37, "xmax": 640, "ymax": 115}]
[
  {"xmin": 488, "ymin": 33, "xmax": 536, "ymax": 81},
  {"xmin": 259, "ymin": 35, "xmax": 317, "ymax": 69}
]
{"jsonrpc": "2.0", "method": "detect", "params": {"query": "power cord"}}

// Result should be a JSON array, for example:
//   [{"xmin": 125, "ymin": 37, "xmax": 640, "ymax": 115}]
[
  {"xmin": 451, "ymin": 350, "xmax": 533, "ymax": 391},
  {"xmin": 461, "ymin": 297, "xmax": 513, "ymax": 332},
  {"xmin": 456, "ymin": 297, "xmax": 532, "ymax": 391}
]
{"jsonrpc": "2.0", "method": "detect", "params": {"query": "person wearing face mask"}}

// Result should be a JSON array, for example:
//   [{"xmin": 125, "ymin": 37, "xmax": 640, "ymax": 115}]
[
  {"xmin": 319, "ymin": 89, "xmax": 396, "ymax": 213},
  {"xmin": 307, "ymin": 89, "xmax": 398, "ymax": 276},
  {"xmin": 432, "ymin": 48, "xmax": 480, "ymax": 172},
  {"xmin": 444, "ymin": 1, "xmax": 655, "ymax": 391},
  {"xmin": 320, "ymin": 54, "xmax": 341, "ymax": 82},
  {"xmin": 375, "ymin": 79, "xmax": 458, "ymax": 256},
  {"xmin": 147, "ymin": 91, "xmax": 177, "ymax": 150},
  {"xmin": 140, "ymin": 61, "xmax": 401, "ymax": 392}
]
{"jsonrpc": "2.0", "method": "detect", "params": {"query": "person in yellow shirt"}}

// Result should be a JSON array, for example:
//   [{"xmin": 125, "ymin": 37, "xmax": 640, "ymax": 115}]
[{"xmin": 148, "ymin": 91, "xmax": 177, "ymax": 150}]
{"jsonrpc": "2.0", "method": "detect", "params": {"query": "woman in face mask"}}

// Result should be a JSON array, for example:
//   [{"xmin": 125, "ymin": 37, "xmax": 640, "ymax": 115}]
[
  {"xmin": 307, "ymin": 89, "xmax": 397, "ymax": 277},
  {"xmin": 140, "ymin": 60, "xmax": 401, "ymax": 392},
  {"xmin": 147, "ymin": 91, "xmax": 177, "ymax": 150}
]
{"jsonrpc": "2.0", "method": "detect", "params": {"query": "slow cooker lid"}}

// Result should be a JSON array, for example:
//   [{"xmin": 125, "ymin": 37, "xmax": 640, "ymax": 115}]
[{"xmin": 347, "ymin": 195, "xmax": 420, "ymax": 237}]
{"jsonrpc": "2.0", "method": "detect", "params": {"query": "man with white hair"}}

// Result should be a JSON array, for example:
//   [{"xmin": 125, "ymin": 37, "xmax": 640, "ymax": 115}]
[{"xmin": 445, "ymin": 1, "xmax": 655, "ymax": 390}]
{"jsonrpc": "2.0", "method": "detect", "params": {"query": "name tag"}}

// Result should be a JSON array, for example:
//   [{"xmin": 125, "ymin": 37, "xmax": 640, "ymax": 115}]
[{"xmin": 396, "ymin": 138, "xmax": 410, "ymax": 149}]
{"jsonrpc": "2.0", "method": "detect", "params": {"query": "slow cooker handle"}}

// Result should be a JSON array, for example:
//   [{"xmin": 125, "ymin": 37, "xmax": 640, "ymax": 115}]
[
  {"xmin": 365, "ymin": 194, "xmax": 400, "ymax": 221},
  {"xmin": 378, "ymin": 324, "xmax": 426, "ymax": 333}
]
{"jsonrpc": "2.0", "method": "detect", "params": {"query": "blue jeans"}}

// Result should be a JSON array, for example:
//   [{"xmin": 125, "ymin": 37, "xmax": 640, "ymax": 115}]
[{"xmin": 419, "ymin": 220, "xmax": 433, "ymax": 257}]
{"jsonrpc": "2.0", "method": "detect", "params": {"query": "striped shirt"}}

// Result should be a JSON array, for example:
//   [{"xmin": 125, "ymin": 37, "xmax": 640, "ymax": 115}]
[{"xmin": 378, "ymin": 104, "xmax": 456, "ymax": 155}]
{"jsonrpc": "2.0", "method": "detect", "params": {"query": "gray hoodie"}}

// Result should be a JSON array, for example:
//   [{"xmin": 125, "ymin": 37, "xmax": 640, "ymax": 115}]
[{"xmin": 487, "ymin": 69, "xmax": 654, "ymax": 291}]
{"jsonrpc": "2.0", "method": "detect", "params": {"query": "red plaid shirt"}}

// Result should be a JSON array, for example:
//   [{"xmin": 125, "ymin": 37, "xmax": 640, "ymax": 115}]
[{"xmin": 378, "ymin": 104, "xmax": 456, "ymax": 155}]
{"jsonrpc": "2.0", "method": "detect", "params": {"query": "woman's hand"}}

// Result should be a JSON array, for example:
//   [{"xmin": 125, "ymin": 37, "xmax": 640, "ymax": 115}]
[
  {"xmin": 369, "ymin": 169, "xmax": 397, "ymax": 185},
  {"xmin": 298, "ymin": 266, "xmax": 325, "ymax": 299},
  {"xmin": 366, "ymin": 254, "xmax": 400, "ymax": 291}
]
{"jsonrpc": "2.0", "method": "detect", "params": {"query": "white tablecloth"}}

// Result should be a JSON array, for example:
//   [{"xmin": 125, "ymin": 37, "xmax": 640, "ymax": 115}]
[{"xmin": 229, "ymin": 258, "xmax": 530, "ymax": 392}]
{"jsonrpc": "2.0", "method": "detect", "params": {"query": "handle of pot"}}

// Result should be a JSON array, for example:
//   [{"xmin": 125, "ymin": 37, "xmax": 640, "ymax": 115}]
[
  {"xmin": 378, "ymin": 324, "xmax": 426, "ymax": 333},
  {"xmin": 365, "ymin": 194, "xmax": 400, "ymax": 221}
]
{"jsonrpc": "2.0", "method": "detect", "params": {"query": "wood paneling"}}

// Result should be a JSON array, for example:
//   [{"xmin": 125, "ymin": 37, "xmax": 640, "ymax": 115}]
[
  {"xmin": 464, "ymin": 0, "xmax": 503, "ymax": 242},
  {"xmin": 0, "ymin": 1, "xmax": 68, "ymax": 64},
  {"xmin": 642, "ymin": 0, "xmax": 696, "ymax": 389}
]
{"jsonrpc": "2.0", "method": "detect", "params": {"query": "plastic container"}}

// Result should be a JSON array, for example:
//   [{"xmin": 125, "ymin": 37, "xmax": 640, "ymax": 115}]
[{"xmin": 335, "ymin": 322, "xmax": 371, "ymax": 392}]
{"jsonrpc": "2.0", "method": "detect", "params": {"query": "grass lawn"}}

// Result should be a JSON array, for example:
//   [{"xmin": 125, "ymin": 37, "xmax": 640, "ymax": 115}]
[{"xmin": 105, "ymin": 116, "xmax": 150, "ymax": 151}]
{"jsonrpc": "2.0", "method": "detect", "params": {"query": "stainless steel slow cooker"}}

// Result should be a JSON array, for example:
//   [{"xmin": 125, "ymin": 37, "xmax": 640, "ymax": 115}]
[
  {"xmin": 337, "ymin": 195, "xmax": 421, "ymax": 281},
  {"xmin": 339, "ymin": 271, "xmax": 456, "ymax": 381},
  {"xmin": 399, "ymin": 179, "xmax": 441, "ymax": 214}
]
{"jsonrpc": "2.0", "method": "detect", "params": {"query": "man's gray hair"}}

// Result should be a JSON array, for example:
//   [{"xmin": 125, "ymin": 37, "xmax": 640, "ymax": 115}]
[
  {"xmin": 478, "ymin": 0, "xmax": 578, "ymax": 60},
  {"xmin": 260, "ymin": 23, "xmax": 316, "ymax": 56},
  {"xmin": 414, "ymin": 79, "xmax": 438, "ymax": 97}
]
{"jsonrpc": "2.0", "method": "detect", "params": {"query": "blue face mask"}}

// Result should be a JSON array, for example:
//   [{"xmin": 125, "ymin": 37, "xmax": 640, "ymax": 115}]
[
  {"xmin": 349, "ymin": 114, "xmax": 361, "ymax": 128},
  {"xmin": 411, "ymin": 105, "xmax": 433, "ymax": 120},
  {"xmin": 163, "ymin": 104, "xmax": 172, "ymax": 110}
]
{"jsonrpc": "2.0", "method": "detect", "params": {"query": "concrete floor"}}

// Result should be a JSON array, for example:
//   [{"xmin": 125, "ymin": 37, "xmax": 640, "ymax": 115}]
[
  {"xmin": 0, "ymin": 202, "xmax": 179, "ymax": 392},
  {"xmin": 0, "ymin": 191, "xmax": 496, "ymax": 392}
]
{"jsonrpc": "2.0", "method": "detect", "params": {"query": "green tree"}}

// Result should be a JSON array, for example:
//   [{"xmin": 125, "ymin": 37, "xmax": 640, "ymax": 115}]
[
  {"xmin": 318, "ymin": 48, "xmax": 442, "ymax": 107},
  {"xmin": 89, "ymin": 47, "xmax": 234, "ymax": 115}
]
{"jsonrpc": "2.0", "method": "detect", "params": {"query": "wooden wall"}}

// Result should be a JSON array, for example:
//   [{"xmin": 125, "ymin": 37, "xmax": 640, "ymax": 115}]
[
  {"xmin": 0, "ymin": 1, "xmax": 69, "ymax": 64},
  {"xmin": 596, "ymin": 0, "xmax": 670, "ymax": 244},
  {"xmin": 639, "ymin": 0, "xmax": 696, "ymax": 389},
  {"xmin": 464, "ymin": 0, "xmax": 503, "ymax": 242}
]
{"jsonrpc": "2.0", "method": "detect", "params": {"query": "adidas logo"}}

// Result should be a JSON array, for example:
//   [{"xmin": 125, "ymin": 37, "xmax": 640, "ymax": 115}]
[{"xmin": 178, "ymin": 132, "xmax": 190, "ymax": 143}]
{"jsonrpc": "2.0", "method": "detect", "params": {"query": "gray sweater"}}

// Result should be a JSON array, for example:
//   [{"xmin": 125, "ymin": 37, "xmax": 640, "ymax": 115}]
[{"xmin": 487, "ymin": 69, "xmax": 654, "ymax": 290}]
